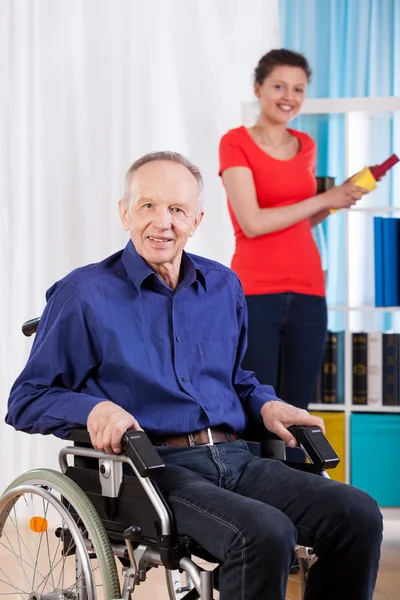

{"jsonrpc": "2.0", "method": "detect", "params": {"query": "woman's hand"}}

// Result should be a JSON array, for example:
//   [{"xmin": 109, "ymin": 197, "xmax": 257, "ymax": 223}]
[{"xmin": 323, "ymin": 180, "xmax": 367, "ymax": 210}]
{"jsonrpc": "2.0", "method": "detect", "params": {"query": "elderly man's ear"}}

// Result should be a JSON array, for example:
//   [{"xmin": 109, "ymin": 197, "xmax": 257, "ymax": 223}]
[
  {"xmin": 189, "ymin": 211, "xmax": 205, "ymax": 237},
  {"xmin": 118, "ymin": 199, "xmax": 131, "ymax": 231}
]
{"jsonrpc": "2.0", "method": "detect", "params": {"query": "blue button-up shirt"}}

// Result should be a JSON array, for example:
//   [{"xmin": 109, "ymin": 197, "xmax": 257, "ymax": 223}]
[{"xmin": 6, "ymin": 242, "xmax": 278, "ymax": 439}]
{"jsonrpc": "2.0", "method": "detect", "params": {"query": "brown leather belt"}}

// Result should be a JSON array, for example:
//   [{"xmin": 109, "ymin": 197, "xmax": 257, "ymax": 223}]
[{"xmin": 150, "ymin": 427, "xmax": 239, "ymax": 447}]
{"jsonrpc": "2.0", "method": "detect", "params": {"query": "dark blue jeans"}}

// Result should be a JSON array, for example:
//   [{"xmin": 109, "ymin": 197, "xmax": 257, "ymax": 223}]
[
  {"xmin": 154, "ymin": 441, "xmax": 382, "ymax": 600},
  {"xmin": 243, "ymin": 293, "xmax": 327, "ymax": 409}
]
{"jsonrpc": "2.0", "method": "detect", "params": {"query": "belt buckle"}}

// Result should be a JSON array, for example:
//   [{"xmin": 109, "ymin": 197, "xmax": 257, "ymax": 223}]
[
  {"xmin": 206, "ymin": 427, "xmax": 214, "ymax": 445},
  {"xmin": 188, "ymin": 433, "xmax": 196, "ymax": 447}
]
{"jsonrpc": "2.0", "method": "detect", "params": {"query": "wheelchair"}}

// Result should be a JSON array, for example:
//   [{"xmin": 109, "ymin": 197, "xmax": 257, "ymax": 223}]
[{"xmin": 0, "ymin": 318, "xmax": 340, "ymax": 600}]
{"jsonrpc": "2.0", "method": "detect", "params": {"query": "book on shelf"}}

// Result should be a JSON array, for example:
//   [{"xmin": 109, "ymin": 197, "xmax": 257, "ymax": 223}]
[
  {"xmin": 373, "ymin": 216, "xmax": 400, "ymax": 307},
  {"xmin": 320, "ymin": 331, "xmax": 344, "ymax": 404},
  {"xmin": 367, "ymin": 333, "xmax": 382, "ymax": 406},
  {"xmin": 352, "ymin": 333, "xmax": 368, "ymax": 405},
  {"xmin": 315, "ymin": 331, "xmax": 400, "ymax": 406},
  {"xmin": 382, "ymin": 333, "xmax": 400, "ymax": 406},
  {"xmin": 351, "ymin": 332, "xmax": 400, "ymax": 406},
  {"xmin": 314, "ymin": 331, "xmax": 344, "ymax": 404},
  {"xmin": 374, "ymin": 217, "xmax": 384, "ymax": 307}
]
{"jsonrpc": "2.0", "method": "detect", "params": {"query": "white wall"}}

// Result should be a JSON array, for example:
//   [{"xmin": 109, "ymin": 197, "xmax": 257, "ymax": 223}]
[{"xmin": 0, "ymin": 0, "xmax": 280, "ymax": 489}]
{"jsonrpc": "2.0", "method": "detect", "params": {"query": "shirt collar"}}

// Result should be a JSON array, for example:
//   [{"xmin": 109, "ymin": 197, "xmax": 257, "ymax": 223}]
[{"xmin": 121, "ymin": 240, "xmax": 207, "ymax": 292}]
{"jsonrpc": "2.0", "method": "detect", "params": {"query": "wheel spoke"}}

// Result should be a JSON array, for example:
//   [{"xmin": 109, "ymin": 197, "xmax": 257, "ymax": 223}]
[
  {"xmin": 0, "ymin": 569, "xmax": 28, "ymax": 598},
  {"xmin": 37, "ymin": 530, "xmax": 62, "ymax": 593},
  {"xmin": 0, "ymin": 471, "xmax": 121, "ymax": 599},
  {"xmin": 0, "ymin": 538, "xmax": 47, "ymax": 583},
  {"xmin": 7, "ymin": 516, "xmax": 36, "ymax": 566},
  {"xmin": 42, "ymin": 495, "xmax": 57, "ymax": 591},
  {"xmin": 9, "ymin": 508, "xmax": 34, "ymax": 590}
]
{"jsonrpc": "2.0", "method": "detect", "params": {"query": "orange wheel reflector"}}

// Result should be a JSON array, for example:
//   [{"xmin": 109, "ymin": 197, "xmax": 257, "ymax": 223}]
[{"xmin": 29, "ymin": 516, "xmax": 48, "ymax": 533}]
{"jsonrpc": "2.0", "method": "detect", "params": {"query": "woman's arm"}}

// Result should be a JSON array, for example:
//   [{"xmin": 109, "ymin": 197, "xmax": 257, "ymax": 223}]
[{"xmin": 222, "ymin": 166, "xmax": 362, "ymax": 238}]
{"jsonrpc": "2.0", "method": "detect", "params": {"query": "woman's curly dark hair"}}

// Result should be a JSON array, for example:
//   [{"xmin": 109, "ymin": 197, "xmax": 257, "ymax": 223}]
[{"xmin": 254, "ymin": 49, "xmax": 312, "ymax": 85}]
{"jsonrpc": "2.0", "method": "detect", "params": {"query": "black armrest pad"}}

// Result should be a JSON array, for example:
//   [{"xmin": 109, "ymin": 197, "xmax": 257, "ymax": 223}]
[
  {"xmin": 122, "ymin": 431, "xmax": 165, "ymax": 478},
  {"xmin": 244, "ymin": 421, "xmax": 339, "ymax": 472},
  {"xmin": 65, "ymin": 428, "xmax": 92, "ymax": 444},
  {"xmin": 65, "ymin": 429, "xmax": 165, "ymax": 478},
  {"xmin": 22, "ymin": 317, "xmax": 41, "ymax": 337},
  {"xmin": 288, "ymin": 426, "xmax": 340, "ymax": 471}
]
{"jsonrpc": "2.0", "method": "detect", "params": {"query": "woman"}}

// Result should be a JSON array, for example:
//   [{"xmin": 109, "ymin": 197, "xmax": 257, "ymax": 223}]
[{"xmin": 219, "ymin": 49, "xmax": 363, "ymax": 411}]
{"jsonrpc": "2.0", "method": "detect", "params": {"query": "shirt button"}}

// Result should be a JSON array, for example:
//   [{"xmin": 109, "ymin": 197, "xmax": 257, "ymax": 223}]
[
  {"xmin": 204, "ymin": 406, "xmax": 209, "ymax": 411},
  {"xmin": 176, "ymin": 335, "xmax": 182, "ymax": 342},
  {"xmin": 182, "ymin": 377, "xmax": 187, "ymax": 382}
]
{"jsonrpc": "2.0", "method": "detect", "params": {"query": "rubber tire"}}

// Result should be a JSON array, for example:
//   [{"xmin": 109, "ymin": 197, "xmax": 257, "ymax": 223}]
[{"xmin": 2, "ymin": 468, "xmax": 121, "ymax": 600}]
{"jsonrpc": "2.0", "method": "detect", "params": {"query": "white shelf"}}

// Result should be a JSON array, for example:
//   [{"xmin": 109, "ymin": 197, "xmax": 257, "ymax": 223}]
[
  {"xmin": 350, "ymin": 405, "xmax": 400, "ymax": 413},
  {"xmin": 309, "ymin": 403, "xmax": 400, "ymax": 413},
  {"xmin": 242, "ymin": 96, "xmax": 400, "ymax": 125},
  {"xmin": 309, "ymin": 403, "xmax": 345, "ymax": 412},
  {"xmin": 328, "ymin": 306, "xmax": 400, "ymax": 312},
  {"xmin": 347, "ymin": 206, "xmax": 400, "ymax": 213},
  {"xmin": 301, "ymin": 96, "xmax": 400, "ymax": 114}
]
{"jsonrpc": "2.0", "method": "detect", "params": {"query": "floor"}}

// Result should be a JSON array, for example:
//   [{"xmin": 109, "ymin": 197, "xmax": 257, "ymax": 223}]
[
  {"xmin": 0, "ymin": 508, "xmax": 398, "ymax": 599},
  {"xmin": 373, "ymin": 509, "xmax": 400, "ymax": 600}
]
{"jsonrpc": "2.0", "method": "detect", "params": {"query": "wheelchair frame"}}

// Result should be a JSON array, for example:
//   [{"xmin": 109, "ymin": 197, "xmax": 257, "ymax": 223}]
[{"xmin": 0, "ymin": 425, "xmax": 338, "ymax": 600}]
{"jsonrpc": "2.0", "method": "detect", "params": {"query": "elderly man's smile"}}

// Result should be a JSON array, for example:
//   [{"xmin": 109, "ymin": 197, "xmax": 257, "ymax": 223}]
[{"xmin": 147, "ymin": 235, "xmax": 174, "ymax": 248}]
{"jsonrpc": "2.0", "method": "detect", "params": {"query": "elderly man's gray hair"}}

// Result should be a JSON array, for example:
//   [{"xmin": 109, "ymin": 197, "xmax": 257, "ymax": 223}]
[{"xmin": 122, "ymin": 151, "xmax": 204, "ymax": 215}]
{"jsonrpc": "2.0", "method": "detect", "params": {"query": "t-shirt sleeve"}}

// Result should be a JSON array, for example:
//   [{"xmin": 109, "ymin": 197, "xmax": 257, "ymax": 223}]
[{"xmin": 219, "ymin": 131, "xmax": 251, "ymax": 176}]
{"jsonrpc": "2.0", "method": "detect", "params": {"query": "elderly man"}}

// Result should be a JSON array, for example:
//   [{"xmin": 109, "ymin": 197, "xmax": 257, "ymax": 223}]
[{"xmin": 7, "ymin": 152, "xmax": 382, "ymax": 600}]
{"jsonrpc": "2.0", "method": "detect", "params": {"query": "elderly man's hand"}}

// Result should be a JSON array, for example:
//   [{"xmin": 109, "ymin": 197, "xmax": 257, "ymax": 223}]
[
  {"xmin": 261, "ymin": 400, "xmax": 325, "ymax": 447},
  {"xmin": 87, "ymin": 400, "xmax": 143, "ymax": 454}
]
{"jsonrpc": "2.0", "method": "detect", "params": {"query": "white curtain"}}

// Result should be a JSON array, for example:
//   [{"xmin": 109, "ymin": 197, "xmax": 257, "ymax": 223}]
[{"xmin": 0, "ymin": 0, "xmax": 280, "ymax": 490}]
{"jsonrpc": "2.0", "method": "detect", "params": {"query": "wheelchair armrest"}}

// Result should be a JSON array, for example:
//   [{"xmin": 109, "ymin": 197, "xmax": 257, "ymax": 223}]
[
  {"xmin": 245, "ymin": 421, "xmax": 340, "ymax": 472},
  {"xmin": 122, "ymin": 430, "xmax": 165, "ymax": 478},
  {"xmin": 22, "ymin": 317, "xmax": 41, "ymax": 337},
  {"xmin": 288, "ymin": 426, "xmax": 340, "ymax": 472},
  {"xmin": 65, "ymin": 428, "xmax": 165, "ymax": 478},
  {"xmin": 65, "ymin": 428, "xmax": 92, "ymax": 444}
]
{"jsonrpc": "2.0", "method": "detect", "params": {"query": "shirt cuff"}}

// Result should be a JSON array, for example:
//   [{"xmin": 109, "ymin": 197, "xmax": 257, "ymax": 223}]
[
  {"xmin": 247, "ymin": 388, "xmax": 284, "ymax": 422},
  {"xmin": 64, "ymin": 395, "xmax": 107, "ymax": 427}
]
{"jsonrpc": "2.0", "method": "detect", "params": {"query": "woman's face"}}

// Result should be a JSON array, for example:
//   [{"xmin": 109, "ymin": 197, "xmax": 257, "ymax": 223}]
[{"xmin": 255, "ymin": 65, "xmax": 308, "ymax": 125}]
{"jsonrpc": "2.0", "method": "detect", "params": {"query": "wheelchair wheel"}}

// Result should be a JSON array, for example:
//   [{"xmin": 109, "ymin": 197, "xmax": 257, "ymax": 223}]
[{"xmin": 0, "ymin": 468, "xmax": 120, "ymax": 600}]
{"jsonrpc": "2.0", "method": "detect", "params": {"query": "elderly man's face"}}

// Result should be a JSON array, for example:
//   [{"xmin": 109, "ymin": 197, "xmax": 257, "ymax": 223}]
[{"xmin": 119, "ymin": 160, "xmax": 203, "ymax": 270}]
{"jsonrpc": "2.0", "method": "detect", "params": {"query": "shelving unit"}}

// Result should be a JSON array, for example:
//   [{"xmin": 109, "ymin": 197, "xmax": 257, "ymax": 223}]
[{"xmin": 242, "ymin": 96, "xmax": 400, "ymax": 491}]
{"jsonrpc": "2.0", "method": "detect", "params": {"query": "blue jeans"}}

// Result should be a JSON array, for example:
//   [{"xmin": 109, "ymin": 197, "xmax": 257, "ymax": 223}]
[
  {"xmin": 243, "ymin": 293, "xmax": 327, "ymax": 409},
  {"xmin": 154, "ymin": 441, "xmax": 382, "ymax": 600}
]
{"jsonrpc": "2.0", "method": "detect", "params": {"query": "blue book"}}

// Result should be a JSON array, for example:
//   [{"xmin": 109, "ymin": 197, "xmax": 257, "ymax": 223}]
[
  {"xmin": 382, "ymin": 218, "xmax": 399, "ymax": 307},
  {"xmin": 374, "ymin": 217, "xmax": 384, "ymax": 307}
]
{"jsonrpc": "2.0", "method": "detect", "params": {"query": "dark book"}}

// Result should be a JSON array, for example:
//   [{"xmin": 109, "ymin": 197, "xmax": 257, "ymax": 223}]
[
  {"xmin": 352, "ymin": 333, "xmax": 368, "ymax": 405},
  {"xmin": 336, "ymin": 331, "xmax": 345, "ymax": 404},
  {"xmin": 316, "ymin": 176, "xmax": 335, "ymax": 194},
  {"xmin": 382, "ymin": 333, "xmax": 400, "ymax": 406},
  {"xmin": 321, "ymin": 331, "xmax": 344, "ymax": 404},
  {"xmin": 314, "ymin": 373, "xmax": 322, "ymax": 404}
]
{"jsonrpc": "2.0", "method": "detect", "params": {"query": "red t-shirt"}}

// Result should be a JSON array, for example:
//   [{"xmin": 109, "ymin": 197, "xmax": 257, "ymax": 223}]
[{"xmin": 219, "ymin": 126, "xmax": 325, "ymax": 297}]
